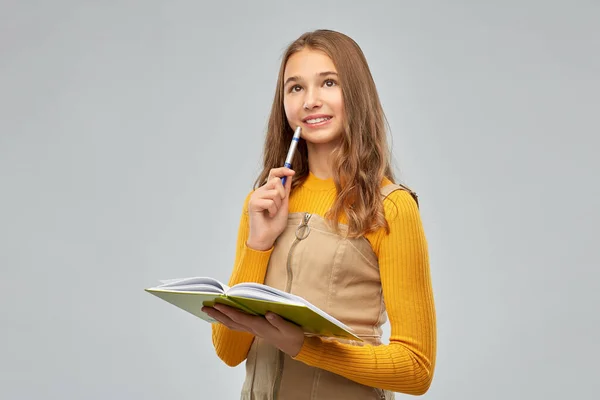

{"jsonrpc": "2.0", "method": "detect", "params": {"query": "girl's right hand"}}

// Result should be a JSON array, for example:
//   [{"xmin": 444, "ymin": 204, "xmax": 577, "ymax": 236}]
[{"xmin": 246, "ymin": 168, "xmax": 295, "ymax": 251}]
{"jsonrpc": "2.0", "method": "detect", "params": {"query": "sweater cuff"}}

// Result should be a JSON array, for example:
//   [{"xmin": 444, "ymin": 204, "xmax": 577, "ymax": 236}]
[{"xmin": 292, "ymin": 336, "xmax": 324, "ymax": 366}]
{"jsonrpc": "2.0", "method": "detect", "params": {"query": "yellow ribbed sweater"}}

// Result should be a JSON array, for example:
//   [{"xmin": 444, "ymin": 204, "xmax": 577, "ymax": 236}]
[{"xmin": 212, "ymin": 172, "xmax": 436, "ymax": 394}]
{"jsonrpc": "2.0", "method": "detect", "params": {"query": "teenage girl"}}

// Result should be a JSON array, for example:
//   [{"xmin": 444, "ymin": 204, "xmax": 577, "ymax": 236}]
[{"xmin": 202, "ymin": 29, "xmax": 436, "ymax": 399}]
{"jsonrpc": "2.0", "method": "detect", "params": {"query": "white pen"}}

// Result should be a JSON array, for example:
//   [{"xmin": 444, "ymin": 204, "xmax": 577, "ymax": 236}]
[{"xmin": 281, "ymin": 126, "xmax": 302, "ymax": 186}]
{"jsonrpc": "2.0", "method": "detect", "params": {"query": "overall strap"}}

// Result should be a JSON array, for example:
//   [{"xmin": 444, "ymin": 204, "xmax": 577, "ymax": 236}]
[{"xmin": 380, "ymin": 183, "xmax": 419, "ymax": 208}]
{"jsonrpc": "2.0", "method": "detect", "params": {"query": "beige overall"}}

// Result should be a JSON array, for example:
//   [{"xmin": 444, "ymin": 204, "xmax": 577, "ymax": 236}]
[{"xmin": 241, "ymin": 184, "xmax": 417, "ymax": 400}]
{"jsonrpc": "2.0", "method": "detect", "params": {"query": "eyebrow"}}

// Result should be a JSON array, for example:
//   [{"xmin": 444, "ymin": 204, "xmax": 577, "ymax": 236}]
[{"xmin": 284, "ymin": 71, "xmax": 338, "ymax": 87}]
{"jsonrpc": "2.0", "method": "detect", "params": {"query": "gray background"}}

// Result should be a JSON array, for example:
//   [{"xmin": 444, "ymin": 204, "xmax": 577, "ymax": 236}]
[{"xmin": 1, "ymin": 1, "xmax": 598, "ymax": 399}]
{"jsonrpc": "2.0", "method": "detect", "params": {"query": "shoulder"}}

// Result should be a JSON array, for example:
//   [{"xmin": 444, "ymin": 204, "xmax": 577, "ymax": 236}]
[
  {"xmin": 380, "ymin": 184, "xmax": 420, "ymax": 224},
  {"xmin": 365, "ymin": 183, "xmax": 424, "ymax": 254}
]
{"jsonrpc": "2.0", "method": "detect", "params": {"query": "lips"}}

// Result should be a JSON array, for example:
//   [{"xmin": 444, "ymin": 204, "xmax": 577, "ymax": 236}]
[
  {"xmin": 302, "ymin": 114, "xmax": 333, "ymax": 124},
  {"xmin": 302, "ymin": 114, "xmax": 333, "ymax": 126}
]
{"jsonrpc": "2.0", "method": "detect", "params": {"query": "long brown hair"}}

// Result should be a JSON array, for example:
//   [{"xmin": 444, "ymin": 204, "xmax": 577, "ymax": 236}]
[{"xmin": 255, "ymin": 29, "xmax": 396, "ymax": 237}]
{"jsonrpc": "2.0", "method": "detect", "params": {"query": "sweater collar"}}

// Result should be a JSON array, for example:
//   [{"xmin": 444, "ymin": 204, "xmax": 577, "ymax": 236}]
[{"xmin": 302, "ymin": 172, "xmax": 336, "ymax": 191}]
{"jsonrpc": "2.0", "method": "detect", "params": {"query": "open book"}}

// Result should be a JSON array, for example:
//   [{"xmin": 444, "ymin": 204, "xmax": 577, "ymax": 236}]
[{"xmin": 145, "ymin": 277, "xmax": 360, "ymax": 341}]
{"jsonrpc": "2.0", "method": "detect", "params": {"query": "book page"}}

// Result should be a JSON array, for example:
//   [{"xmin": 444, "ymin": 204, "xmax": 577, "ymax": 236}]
[
  {"xmin": 157, "ymin": 284, "xmax": 224, "ymax": 293},
  {"xmin": 153, "ymin": 276, "xmax": 229, "ymax": 292},
  {"xmin": 226, "ymin": 287, "xmax": 301, "ymax": 305},
  {"xmin": 230, "ymin": 282, "xmax": 300, "ymax": 302}
]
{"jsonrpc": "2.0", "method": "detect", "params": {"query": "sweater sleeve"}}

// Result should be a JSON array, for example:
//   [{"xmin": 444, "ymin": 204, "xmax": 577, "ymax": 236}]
[
  {"xmin": 211, "ymin": 191, "xmax": 274, "ymax": 367},
  {"xmin": 293, "ymin": 190, "xmax": 437, "ymax": 394}
]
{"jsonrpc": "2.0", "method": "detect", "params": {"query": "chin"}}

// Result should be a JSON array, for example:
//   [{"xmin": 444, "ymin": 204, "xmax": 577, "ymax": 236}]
[
  {"xmin": 303, "ymin": 136, "xmax": 343, "ymax": 147},
  {"xmin": 301, "ymin": 128, "xmax": 343, "ymax": 143}
]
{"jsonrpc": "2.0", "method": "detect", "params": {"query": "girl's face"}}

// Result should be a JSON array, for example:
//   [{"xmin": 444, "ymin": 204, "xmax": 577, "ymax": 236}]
[{"xmin": 283, "ymin": 48, "xmax": 345, "ymax": 147}]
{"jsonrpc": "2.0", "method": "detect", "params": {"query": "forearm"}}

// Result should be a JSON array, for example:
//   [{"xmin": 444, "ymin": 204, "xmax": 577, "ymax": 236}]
[
  {"xmin": 294, "ymin": 336, "xmax": 434, "ymax": 394},
  {"xmin": 211, "ymin": 244, "xmax": 273, "ymax": 366}
]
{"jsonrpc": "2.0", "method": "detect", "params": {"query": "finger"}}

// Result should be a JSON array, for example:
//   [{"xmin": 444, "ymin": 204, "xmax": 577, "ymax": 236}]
[
  {"xmin": 216, "ymin": 304, "xmax": 259, "ymax": 326},
  {"xmin": 251, "ymin": 199, "xmax": 278, "ymax": 217},
  {"xmin": 203, "ymin": 307, "xmax": 252, "ymax": 333},
  {"xmin": 264, "ymin": 178, "xmax": 287, "ymax": 202},
  {"xmin": 216, "ymin": 305, "xmax": 277, "ymax": 337},
  {"xmin": 202, "ymin": 306, "xmax": 239, "ymax": 327},
  {"xmin": 213, "ymin": 304, "xmax": 244, "ymax": 317},
  {"xmin": 275, "ymin": 180, "xmax": 287, "ymax": 199},
  {"xmin": 267, "ymin": 202, "xmax": 278, "ymax": 217},
  {"xmin": 251, "ymin": 187, "xmax": 282, "ymax": 209},
  {"xmin": 253, "ymin": 188, "xmax": 282, "ymax": 214},
  {"xmin": 267, "ymin": 167, "xmax": 295, "ymax": 181},
  {"xmin": 265, "ymin": 176, "xmax": 285, "ymax": 192},
  {"xmin": 261, "ymin": 189, "xmax": 282, "ymax": 209},
  {"xmin": 265, "ymin": 312, "xmax": 298, "ymax": 334},
  {"xmin": 283, "ymin": 171, "xmax": 293, "ymax": 195}
]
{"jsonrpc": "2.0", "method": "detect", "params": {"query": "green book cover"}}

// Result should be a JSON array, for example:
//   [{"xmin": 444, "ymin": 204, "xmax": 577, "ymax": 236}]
[{"xmin": 145, "ymin": 277, "xmax": 361, "ymax": 341}]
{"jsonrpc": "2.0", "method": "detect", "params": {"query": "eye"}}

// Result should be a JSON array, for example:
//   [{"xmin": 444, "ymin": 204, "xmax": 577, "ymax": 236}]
[
  {"xmin": 324, "ymin": 79, "xmax": 337, "ymax": 87},
  {"xmin": 290, "ymin": 84, "xmax": 302, "ymax": 93}
]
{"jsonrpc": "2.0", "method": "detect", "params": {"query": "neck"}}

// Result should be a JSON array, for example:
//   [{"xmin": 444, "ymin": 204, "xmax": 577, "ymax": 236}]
[{"xmin": 306, "ymin": 140, "xmax": 340, "ymax": 180}]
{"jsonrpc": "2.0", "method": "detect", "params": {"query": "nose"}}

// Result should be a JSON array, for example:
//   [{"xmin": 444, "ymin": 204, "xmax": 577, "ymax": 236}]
[{"xmin": 303, "ymin": 88, "xmax": 322, "ymax": 110}]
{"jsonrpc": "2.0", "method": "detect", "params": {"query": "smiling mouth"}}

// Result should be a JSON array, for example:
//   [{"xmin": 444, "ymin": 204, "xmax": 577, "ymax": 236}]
[
  {"xmin": 305, "ymin": 117, "xmax": 331, "ymax": 123},
  {"xmin": 302, "ymin": 115, "xmax": 333, "ymax": 128}
]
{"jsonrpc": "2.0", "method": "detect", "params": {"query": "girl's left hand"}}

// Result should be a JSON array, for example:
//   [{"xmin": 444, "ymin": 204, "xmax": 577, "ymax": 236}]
[{"xmin": 202, "ymin": 304, "xmax": 305, "ymax": 357}]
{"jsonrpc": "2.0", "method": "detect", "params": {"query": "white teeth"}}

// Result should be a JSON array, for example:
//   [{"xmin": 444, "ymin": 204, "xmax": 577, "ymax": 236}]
[{"xmin": 306, "ymin": 117, "xmax": 331, "ymax": 124}]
